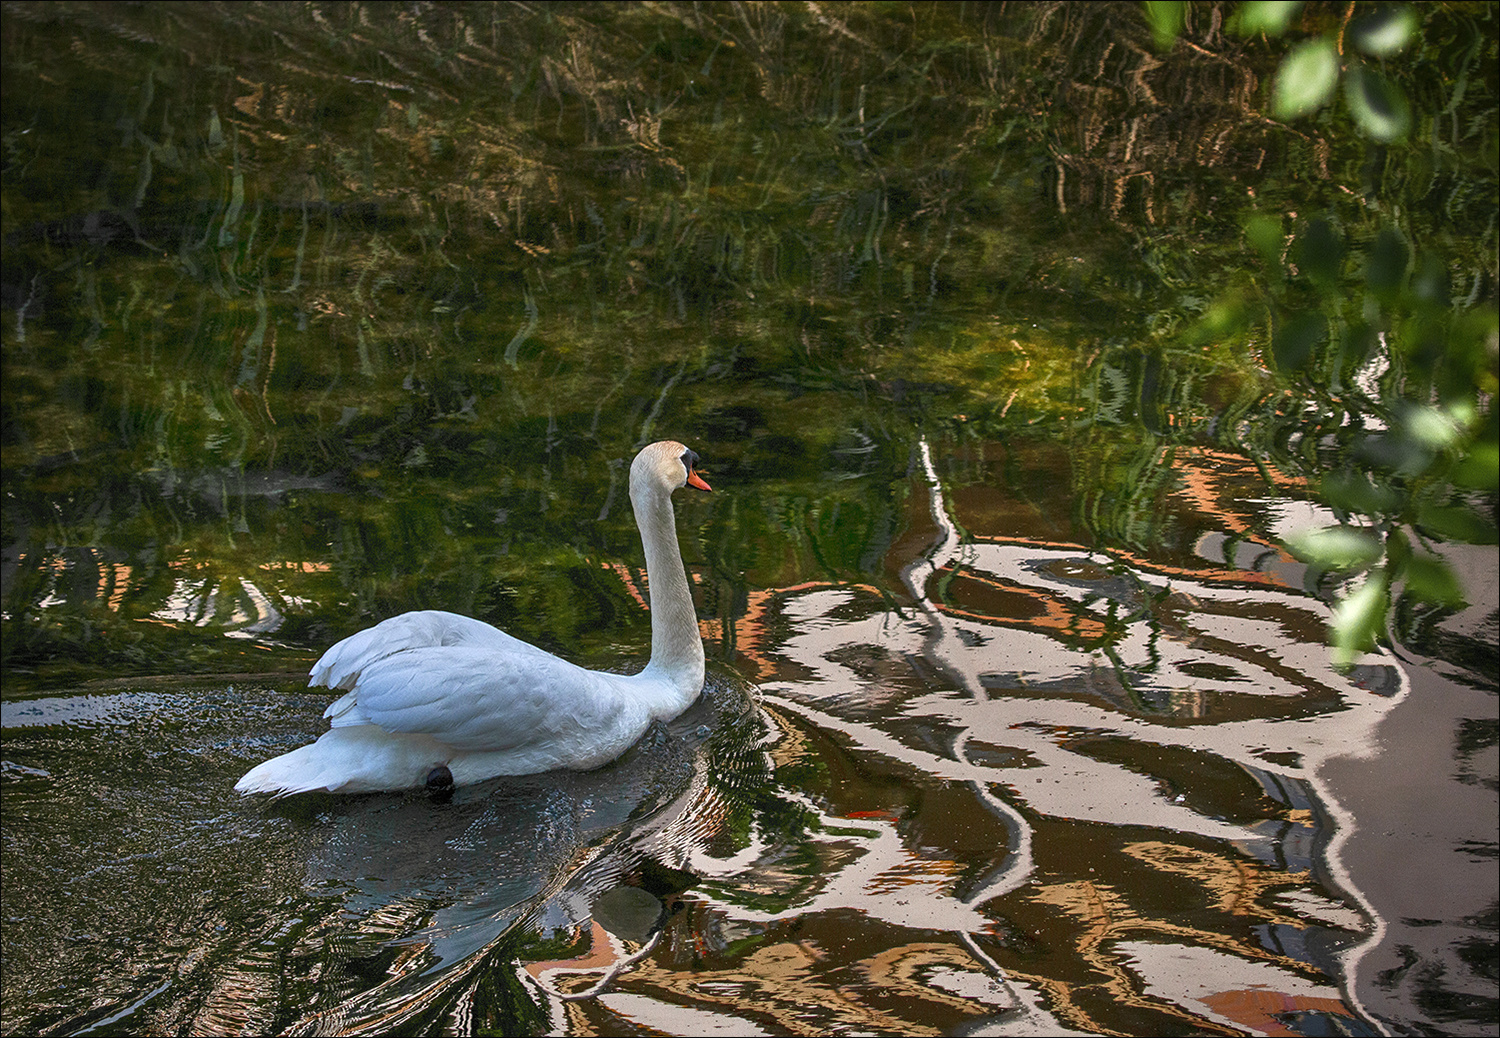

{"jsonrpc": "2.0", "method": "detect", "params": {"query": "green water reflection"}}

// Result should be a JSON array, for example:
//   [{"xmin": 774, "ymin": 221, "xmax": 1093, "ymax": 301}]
[
  {"xmin": 3, "ymin": 3, "xmax": 1496, "ymax": 1036},
  {"xmin": 4, "ymin": 2, "xmax": 1494, "ymax": 679}
]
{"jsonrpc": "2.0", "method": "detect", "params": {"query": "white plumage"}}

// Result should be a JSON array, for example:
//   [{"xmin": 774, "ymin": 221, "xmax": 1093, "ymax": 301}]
[{"xmin": 235, "ymin": 441, "xmax": 711, "ymax": 796}]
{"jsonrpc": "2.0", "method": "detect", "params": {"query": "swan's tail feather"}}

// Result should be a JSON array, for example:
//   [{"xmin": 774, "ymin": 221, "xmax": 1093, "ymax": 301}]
[
  {"xmin": 234, "ymin": 742, "xmax": 338, "ymax": 797},
  {"xmin": 234, "ymin": 726, "xmax": 448, "ymax": 796}
]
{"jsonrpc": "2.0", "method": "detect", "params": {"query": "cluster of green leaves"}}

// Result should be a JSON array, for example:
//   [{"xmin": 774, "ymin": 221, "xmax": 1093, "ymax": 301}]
[
  {"xmin": 1157, "ymin": 1, "xmax": 1498, "ymax": 664},
  {"xmin": 1149, "ymin": 0, "xmax": 1423, "ymax": 143},
  {"xmin": 1253, "ymin": 2, "xmax": 1419, "ymax": 139},
  {"xmin": 1277, "ymin": 223, "xmax": 1498, "ymax": 664}
]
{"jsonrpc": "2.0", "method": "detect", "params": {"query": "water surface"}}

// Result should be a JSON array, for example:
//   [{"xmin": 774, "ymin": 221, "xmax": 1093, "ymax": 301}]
[{"xmin": 3, "ymin": 3, "xmax": 1495, "ymax": 1036}]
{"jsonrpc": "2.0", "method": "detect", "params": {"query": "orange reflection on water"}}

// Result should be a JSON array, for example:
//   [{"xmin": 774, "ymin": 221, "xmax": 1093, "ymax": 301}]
[
  {"xmin": 607, "ymin": 935, "xmax": 1007, "ymax": 1037},
  {"xmin": 1122, "ymin": 840, "xmax": 1307, "ymax": 920},
  {"xmin": 258, "ymin": 560, "xmax": 331, "ymax": 573},
  {"xmin": 934, "ymin": 561, "xmax": 1111, "ymax": 640},
  {"xmin": 525, "ymin": 919, "xmax": 618, "ymax": 989}
]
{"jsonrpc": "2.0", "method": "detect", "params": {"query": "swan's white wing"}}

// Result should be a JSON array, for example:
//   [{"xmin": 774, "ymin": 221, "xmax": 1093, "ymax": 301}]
[
  {"xmin": 310, "ymin": 610, "xmax": 552, "ymax": 691},
  {"xmin": 322, "ymin": 645, "xmax": 638, "ymax": 756}
]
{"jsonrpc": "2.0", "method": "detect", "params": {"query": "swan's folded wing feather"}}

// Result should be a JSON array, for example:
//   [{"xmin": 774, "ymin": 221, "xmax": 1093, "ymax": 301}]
[
  {"xmin": 311, "ymin": 610, "xmax": 551, "ymax": 691},
  {"xmin": 323, "ymin": 645, "xmax": 628, "ymax": 753}
]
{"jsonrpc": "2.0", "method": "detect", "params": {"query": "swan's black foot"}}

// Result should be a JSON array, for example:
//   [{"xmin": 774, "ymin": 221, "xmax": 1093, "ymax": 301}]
[{"xmin": 425, "ymin": 764, "xmax": 454, "ymax": 791}]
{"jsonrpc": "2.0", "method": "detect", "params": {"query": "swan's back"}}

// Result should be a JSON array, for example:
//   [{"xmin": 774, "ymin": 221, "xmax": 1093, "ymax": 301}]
[
  {"xmin": 311, "ymin": 610, "xmax": 553, "ymax": 691},
  {"xmin": 323, "ymin": 641, "xmax": 649, "ymax": 757}
]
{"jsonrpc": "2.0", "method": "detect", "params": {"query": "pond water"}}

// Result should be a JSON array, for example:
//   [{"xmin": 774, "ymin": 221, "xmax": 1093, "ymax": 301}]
[{"xmin": 3, "ymin": 4, "xmax": 1496, "ymax": 1037}]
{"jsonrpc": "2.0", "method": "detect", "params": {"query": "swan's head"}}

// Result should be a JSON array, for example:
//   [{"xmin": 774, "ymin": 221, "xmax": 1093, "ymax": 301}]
[{"xmin": 631, "ymin": 440, "xmax": 712, "ymax": 496}]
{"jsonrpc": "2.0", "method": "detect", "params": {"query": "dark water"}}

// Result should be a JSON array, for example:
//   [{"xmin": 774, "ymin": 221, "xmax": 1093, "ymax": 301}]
[{"xmin": 3, "ymin": 4, "xmax": 1496, "ymax": 1036}]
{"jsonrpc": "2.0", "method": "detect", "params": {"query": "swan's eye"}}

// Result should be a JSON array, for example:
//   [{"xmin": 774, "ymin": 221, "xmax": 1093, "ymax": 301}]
[{"xmin": 681, "ymin": 449, "xmax": 700, "ymax": 473}]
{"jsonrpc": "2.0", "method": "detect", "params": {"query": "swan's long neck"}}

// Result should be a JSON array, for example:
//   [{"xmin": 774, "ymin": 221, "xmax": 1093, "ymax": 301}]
[{"xmin": 631, "ymin": 481, "xmax": 705, "ymax": 714}]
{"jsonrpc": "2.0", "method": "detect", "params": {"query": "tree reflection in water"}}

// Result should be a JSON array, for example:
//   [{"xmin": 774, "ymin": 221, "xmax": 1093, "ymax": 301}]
[{"xmin": 3, "ymin": 2, "xmax": 1495, "ymax": 1035}]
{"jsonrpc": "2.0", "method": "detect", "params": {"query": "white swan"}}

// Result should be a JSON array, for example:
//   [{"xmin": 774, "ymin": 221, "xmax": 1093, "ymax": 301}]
[{"xmin": 235, "ymin": 441, "xmax": 711, "ymax": 796}]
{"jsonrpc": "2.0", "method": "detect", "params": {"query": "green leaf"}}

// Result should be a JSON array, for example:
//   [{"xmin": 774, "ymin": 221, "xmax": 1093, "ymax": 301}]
[
  {"xmin": 1402, "ymin": 553, "xmax": 1467, "ymax": 608},
  {"xmin": 1293, "ymin": 218, "xmax": 1343, "ymax": 288},
  {"xmin": 1229, "ymin": 0, "xmax": 1305, "ymax": 37},
  {"xmin": 1320, "ymin": 470, "xmax": 1402, "ymax": 516},
  {"xmin": 1345, "ymin": 64, "xmax": 1412, "ymax": 142},
  {"xmin": 1272, "ymin": 38, "xmax": 1340, "ymax": 120},
  {"xmin": 1400, "ymin": 403, "xmax": 1466, "ymax": 452},
  {"xmin": 1331, "ymin": 570, "xmax": 1389, "ymax": 668},
  {"xmin": 1385, "ymin": 526, "xmax": 1412, "ymax": 570},
  {"xmin": 1190, "ymin": 293, "xmax": 1258, "ymax": 344},
  {"xmin": 1272, "ymin": 310, "xmax": 1326, "ymax": 371},
  {"xmin": 1411, "ymin": 252, "xmax": 1451, "ymax": 308},
  {"xmin": 1355, "ymin": 430, "xmax": 1434, "ymax": 476},
  {"xmin": 1244, "ymin": 214, "xmax": 1285, "ymax": 272},
  {"xmin": 1286, "ymin": 525, "xmax": 1385, "ymax": 568},
  {"xmin": 1415, "ymin": 502, "xmax": 1500, "ymax": 544},
  {"xmin": 1336, "ymin": 319, "xmax": 1380, "ymax": 373},
  {"xmin": 1366, "ymin": 227, "xmax": 1409, "ymax": 299},
  {"xmin": 1349, "ymin": 7, "xmax": 1420, "ymax": 57},
  {"xmin": 1143, "ymin": 1, "xmax": 1187, "ymax": 51},
  {"xmin": 1452, "ymin": 443, "xmax": 1500, "ymax": 490}
]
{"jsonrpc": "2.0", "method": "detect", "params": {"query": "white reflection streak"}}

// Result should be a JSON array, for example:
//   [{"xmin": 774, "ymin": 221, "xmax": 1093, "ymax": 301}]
[
  {"xmin": 151, "ymin": 578, "xmax": 216, "ymax": 625},
  {"xmin": 690, "ymin": 777, "xmax": 992, "ymax": 931},
  {"xmin": 901, "ymin": 437, "xmax": 1036, "ymax": 900},
  {"xmin": 225, "ymin": 577, "xmax": 284, "ymax": 639},
  {"xmin": 907, "ymin": 440, "xmax": 1398, "ymax": 1037},
  {"xmin": 748, "ymin": 436, "xmax": 1056, "ymax": 1029}
]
